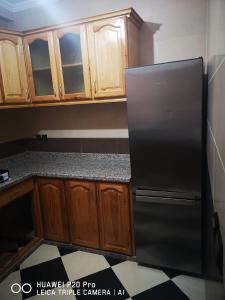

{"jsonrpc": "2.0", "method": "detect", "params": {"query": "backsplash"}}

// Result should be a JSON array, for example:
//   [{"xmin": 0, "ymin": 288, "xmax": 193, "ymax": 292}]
[{"xmin": 0, "ymin": 138, "xmax": 130, "ymax": 159}]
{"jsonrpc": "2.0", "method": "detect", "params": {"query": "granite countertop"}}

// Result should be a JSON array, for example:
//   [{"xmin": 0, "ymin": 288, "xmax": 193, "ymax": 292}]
[{"xmin": 0, "ymin": 151, "xmax": 131, "ymax": 192}]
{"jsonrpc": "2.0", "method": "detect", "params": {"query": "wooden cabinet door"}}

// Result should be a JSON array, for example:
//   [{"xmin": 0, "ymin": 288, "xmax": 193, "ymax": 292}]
[
  {"xmin": 0, "ymin": 34, "xmax": 29, "ymax": 104},
  {"xmin": 54, "ymin": 25, "xmax": 91, "ymax": 100},
  {"xmin": 97, "ymin": 183, "xmax": 132, "ymax": 255},
  {"xmin": 87, "ymin": 17, "xmax": 127, "ymax": 98},
  {"xmin": 66, "ymin": 180, "xmax": 99, "ymax": 248},
  {"xmin": 37, "ymin": 178, "xmax": 69, "ymax": 242},
  {"xmin": 24, "ymin": 32, "xmax": 60, "ymax": 102}
]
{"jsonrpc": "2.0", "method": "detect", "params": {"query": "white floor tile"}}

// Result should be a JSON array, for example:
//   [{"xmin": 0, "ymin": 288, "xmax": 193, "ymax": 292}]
[
  {"xmin": 0, "ymin": 271, "xmax": 22, "ymax": 300},
  {"xmin": 62, "ymin": 251, "xmax": 110, "ymax": 281},
  {"xmin": 20, "ymin": 244, "xmax": 60, "ymax": 270},
  {"xmin": 172, "ymin": 275, "xmax": 206, "ymax": 300},
  {"xmin": 112, "ymin": 261, "xmax": 169, "ymax": 297},
  {"xmin": 29, "ymin": 285, "xmax": 77, "ymax": 300}
]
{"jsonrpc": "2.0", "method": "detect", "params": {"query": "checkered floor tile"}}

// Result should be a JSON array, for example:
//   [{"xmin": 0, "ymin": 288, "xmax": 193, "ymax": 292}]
[{"xmin": 0, "ymin": 243, "xmax": 213, "ymax": 300}]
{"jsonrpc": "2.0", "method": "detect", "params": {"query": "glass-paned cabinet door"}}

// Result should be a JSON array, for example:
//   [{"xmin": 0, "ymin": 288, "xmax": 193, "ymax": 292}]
[
  {"xmin": 54, "ymin": 25, "xmax": 91, "ymax": 100},
  {"xmin": 24, "ymin": 32, "xmax": 60, "ymax": 102}
]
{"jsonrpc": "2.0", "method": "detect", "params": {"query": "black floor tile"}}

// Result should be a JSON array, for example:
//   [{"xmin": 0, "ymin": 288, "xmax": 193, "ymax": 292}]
[
  {"xmin": 58, "ymin": 245, "xmax": 78, "ymax": 256},
  {"xmin": 20, "ymin": 257, "xmax": 69, "ymax": 299},
  {"xmin": 104, "ymin": 256, "xmax": 126, "ymax": 267},
  {"xmin": 162, "ymin": 268, "xmax": 181, "ymax": 279},
  {"xmin": 73, "ymin": 267, "xmax": 129, "ymax": 299},
  {"xmin": 133, "ymin": 280, "xmax": 190, "ymax": 300}
]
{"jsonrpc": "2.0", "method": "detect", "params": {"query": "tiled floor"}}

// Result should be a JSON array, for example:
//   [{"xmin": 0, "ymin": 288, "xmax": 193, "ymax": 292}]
[{"xmin": 0, "ymin": 243, "xmax": 210, "ymax": 299}]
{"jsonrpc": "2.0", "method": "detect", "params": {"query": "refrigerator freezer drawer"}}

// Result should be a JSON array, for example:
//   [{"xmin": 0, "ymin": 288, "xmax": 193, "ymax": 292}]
[{"xmin": 134, "ymin": 197, "xmax": 202, "ymax": 274}]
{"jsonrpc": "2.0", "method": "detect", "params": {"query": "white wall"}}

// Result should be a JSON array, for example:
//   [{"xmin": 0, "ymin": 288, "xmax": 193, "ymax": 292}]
[
  {"xmin": 0, "ymin": 5, "xmax": 13, "ymax": 25},
  {"xmin": 207, "ymin": 0, "xmax": 225, "ymax": 285},
  {"xmin": 0, "ymin": 0, "xmax": 207, "ymax": 141}
]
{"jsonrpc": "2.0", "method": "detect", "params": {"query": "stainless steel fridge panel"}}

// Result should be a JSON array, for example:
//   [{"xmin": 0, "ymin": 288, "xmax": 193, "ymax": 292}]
[
  {"xmin": 134, "ymin": 196, "xmax": 202, "ymax": 274},
  {"xmin": 126, "ymin": 58, "xmax": 204, "ymax": 274},
  {"xmin": 126, "ymin": 58, "xmax": 203, "ymax": 196}
]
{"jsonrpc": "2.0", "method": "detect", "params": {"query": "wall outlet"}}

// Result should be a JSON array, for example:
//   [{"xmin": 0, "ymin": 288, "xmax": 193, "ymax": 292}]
[
  {"xmin": 42, "ymin": 134, "xmax": 48, "ymax": 141},
  {"xmin": 35, "ymin": 134, "xmax": 42, "ymax": 140}
]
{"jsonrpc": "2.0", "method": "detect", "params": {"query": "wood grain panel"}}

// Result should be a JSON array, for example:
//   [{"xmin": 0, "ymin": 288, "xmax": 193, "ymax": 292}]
[
  {"xmin": 97, "ymin": 182, "xmax": 132, "ymax": 255},
  {"xmin": 0, "ymin": 35, "xmax": 29, "ymax": 103},
  {"xmin": 66, "ymin": 180, "xmax": 99, "ymax": 248},
  {"xmin": 87, "ymin": 17, "xmax": 127, "ymax": 98},
  {"xmin": 37, "ymin": 178, "xmax": 69, "ymax": 242},
  {"xmin": 127, "ymin": 19, "xmax": 140, "ymax": 67}
]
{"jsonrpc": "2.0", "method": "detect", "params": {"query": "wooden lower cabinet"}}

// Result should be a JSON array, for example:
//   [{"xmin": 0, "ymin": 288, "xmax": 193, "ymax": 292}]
[
  {"xmin": 97, "ymin": 183, "xmax": 132, "ymax": 255},
  {"xmin": 36, "ymin": 178, "xmax": 132, "ymax": 255},
  {"xmin": 66, "ymin": 180, "xmax": 99, "ymax": 248},
  {"xmin": 37, "ymin": 178, "xmax": 69, "ymax": 242}
]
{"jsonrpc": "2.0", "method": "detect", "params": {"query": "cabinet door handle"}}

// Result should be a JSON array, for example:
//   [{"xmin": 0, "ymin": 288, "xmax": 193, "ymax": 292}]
[
  {"xmin": 59, "ymin": 84, "xmax": 62, "ymax": 97},
  {"xmin": 93, "ymin": 80, "xmax": 97, "ymax": 94}
]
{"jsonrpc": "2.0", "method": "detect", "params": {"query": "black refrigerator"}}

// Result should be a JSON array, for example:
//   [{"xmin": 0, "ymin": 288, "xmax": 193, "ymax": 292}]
[{"xmin": 126, "ymin": 57, "xmax": 205, "ymax": 275}]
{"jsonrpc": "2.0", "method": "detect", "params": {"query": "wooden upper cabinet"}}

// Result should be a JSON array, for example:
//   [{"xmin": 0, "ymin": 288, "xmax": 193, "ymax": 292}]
[
  {"xmin": 54, "ymin": 25, "xmax": 91, "ymax": 100},
  {"xmin": 87, "ymin": 17, "xmax": 127, "ymax": 98},
  {"xmin": 37, "ymin": 178, "xmax": 69, "ymax": 242},
  {"xmin": 0, "ymin": 34, "xmax": 29, "ymax": 104},
  {"xmin": 24, "ymin": 32, "xmax": 60, "ymax": 102},
  {"xmin": 0, "ymin": 9, "xmax": 142, "ymax": 108},
  {"xmin": 66, "ymin": 180, "xmax": 99, "ymax": 248},
  {"xmin": 97, "ymin": 182, "xmax": 132, "ymax": 255}
]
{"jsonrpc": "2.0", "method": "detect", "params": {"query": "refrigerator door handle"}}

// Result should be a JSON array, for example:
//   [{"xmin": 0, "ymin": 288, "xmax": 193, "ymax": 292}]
[
  {"xmin": 136, "ymin": 195, "xmax": 198, "ymax": 206},
  {"xmin": 136, "ymin": 189, "xmax": 200, "ymax": 200}
]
